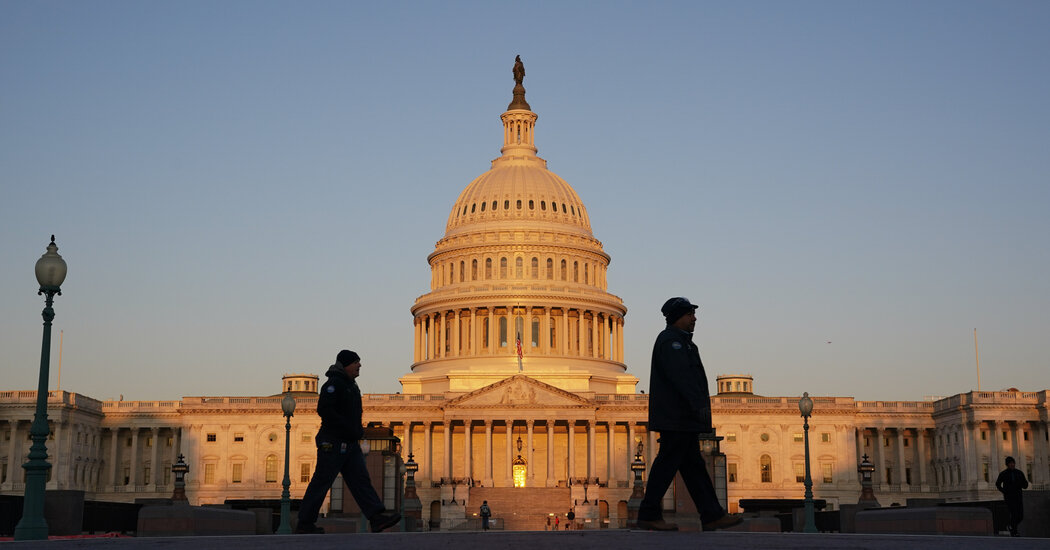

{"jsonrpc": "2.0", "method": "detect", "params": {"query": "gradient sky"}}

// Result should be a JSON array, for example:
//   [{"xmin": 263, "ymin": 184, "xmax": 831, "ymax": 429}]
[{"xmin": 2, "ymin": 1, "xmax": 1048, "ymax": 402}]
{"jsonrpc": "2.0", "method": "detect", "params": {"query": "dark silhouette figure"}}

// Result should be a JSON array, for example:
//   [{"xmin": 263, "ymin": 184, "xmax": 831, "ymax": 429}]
[
  {"xmin": 513, "ymin": 55, "xmax": 525, "ymax": 85},
  {"xmin": 996, "ymin": 456, "xmax": 1029, "ymax": 536}
]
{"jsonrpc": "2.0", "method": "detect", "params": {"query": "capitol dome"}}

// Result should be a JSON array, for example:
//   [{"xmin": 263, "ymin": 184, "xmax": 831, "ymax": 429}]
[{"xmin": 400, "ymin": 59, "xmax": 635, "ymax": 395}]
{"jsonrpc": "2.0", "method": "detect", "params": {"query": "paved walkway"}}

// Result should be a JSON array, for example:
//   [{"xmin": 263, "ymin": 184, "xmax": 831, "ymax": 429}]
[{"xmin": 3, "ymin": 531, "xmax": 1048, "ymax": 549}]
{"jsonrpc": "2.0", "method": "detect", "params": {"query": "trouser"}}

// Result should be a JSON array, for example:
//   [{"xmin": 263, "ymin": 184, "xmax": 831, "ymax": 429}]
[
  {"xmin": 638, "ymin": 431, "xmax": 725, "ymax": 523},
  {"xmin": 481, "ymin": 515, "xmax": 489, "ymax": 530},
  {"xmin": 297, "ymin": 436, "xmax": 384, "ymax": 526},
  {"xmin": 1005, "ymin": 495, "xmax": 1024, "ymax": 533}
]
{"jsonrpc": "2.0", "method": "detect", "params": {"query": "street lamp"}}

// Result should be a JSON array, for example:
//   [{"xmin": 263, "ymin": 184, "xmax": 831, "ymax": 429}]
[
  {"xmin": 798, "ymin": 392, "xmax": 817, "ymax": 533},
  {"xmin": 277, "ymin": 393, "xmax": 296, "ymax": 534},
  {"xmin": 14, "ymin": 236, "xmax": 68, "ymax": 541}
]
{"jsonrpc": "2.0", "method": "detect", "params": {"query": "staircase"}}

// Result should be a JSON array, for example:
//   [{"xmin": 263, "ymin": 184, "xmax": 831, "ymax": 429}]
[{"xmin": 467, "ymin": 487, "xmax": 571, "ymax": 531}]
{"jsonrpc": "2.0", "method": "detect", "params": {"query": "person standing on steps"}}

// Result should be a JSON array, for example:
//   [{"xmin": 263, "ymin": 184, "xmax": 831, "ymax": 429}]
[
  {"xmin": 296, "ymin": 350, "xmax": 401, "ymax": 534},
  {"xmin": 479, "ymin": 500, "xmax": 492, "ymax": 531},
  {"xmin": 636, "ymin": 298, "xmax": 743, "ymax": 532}
]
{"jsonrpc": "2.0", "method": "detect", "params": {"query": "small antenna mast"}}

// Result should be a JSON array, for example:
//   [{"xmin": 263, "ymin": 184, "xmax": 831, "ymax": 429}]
[{"xmin": 974, "ymin": 328, "xmax": 980, "ymax": 392}]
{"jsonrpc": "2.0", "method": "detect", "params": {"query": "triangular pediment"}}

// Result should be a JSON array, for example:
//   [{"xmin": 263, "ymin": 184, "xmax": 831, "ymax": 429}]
[{"xmin": 443, "ymin": 375, "xmax": 591, "ymax": 409}]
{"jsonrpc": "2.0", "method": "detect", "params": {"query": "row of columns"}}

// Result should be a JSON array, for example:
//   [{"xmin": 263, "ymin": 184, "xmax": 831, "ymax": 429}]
[
  {"xmin": 401, "ymin": 419, "xmax": 650, "ymax": 487},
  {"xmin": 433, "ymin": 256, "xmax": 607, "ymax": 289},
  {"xmin": 0, "ymin": 419, "xmax": 106, "ymax": 492},
  {"xmin": 103, "ymin": 426, "xmax": 180, "ymax": 490},
  {"xmin": 857, "ymin": 427, "xmax": 930, "ymax": 488},
  {"xmin": 413, "ymin": 307, "xmax": 624, "ymax": 363},
  {"xmin": 938, "ymin": 419, "xmax": 1048, "ymax": 488}
]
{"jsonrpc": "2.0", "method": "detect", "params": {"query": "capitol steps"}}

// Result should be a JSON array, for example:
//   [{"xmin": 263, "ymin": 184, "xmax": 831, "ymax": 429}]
[{"xmin": 467, "ymin": 487, "xmax": 570, "ymax": 531}]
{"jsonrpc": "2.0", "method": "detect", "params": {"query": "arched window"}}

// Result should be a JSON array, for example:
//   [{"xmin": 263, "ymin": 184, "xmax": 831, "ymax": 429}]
[
  {"xmin": 531, "ymin": 317, "xmax": 540, "ymax": 346},
  {"xmin": 503, "ymin": 200, "xmax": 509, "ymax": 210},
  {"xmin": 515, "ymin": 316, "xmax": 524, "ymax": 344},
  {"xmin": 515, "ymin": 257, "xmax": 523, "ymax": 278},
  {"xmin": 546, "ymin": 258, "xmax": 553, "ymax": 279},
  {"xmin": 462, "ymin": 205, "xmax": 467, "ymax": 215},
  {"xmin": 265, "ymin": 455, "xmax": 279, "ymax": 483},
  {"xmin": 571, "ymin": 205, "xmax": 575, "ymax": 215},
  {"xmin": 500, "ymin": 257, "xmax": 508, "ymax": 279},
  {"xmin": 553, "ymin": 202, "xmax": 559, "ymax": 213},
  {"xmin": 540, "ymin": 201, "xmax": 546, "ymax": 211},
  {"xmin": 516, "ymin": 199, "xmax": 522, "ymax": 209},
  {"xmin": 573, "ymin": 261, "xmax": 579, "ymax": 282},
  {"xmin": 562, "ymin": 203, "xmax": 567, "ymax": 213},
  {"xmin": 471, "ymin": 203, "xmax": 476, "ymax": 213},
  {"xmin": 449, "ymin": 262, "xmax": 454, "ymax": 283},
  {"xmin": 460, "ymin": 261, "xmax": 465, "ymax": 282},
  {"xmin": 472, "ymin": 259, "xmax": 478, "ymax": 280},
  {"xmin": 482, "ymin": 316, "xmax": 490, "ymax": 349},
  {"xmin": 584, "ymin": 263, "xmax": 589, "ymax": 284},
  {"xmin": 528, "ymin": 199, "xmax": 534, "ymax": 210},
  {"xmin": 760, "ymin": 455, "xmax": 772, "ymax": 483},
  {"xmin": 481, "ymin": 202, "xmax": 486, "ymax": 212},
  {"xmin": 499, "ymin": 317, "xmax": 508, "ymax": 347},
  {"xmin": 485, "ymin": 258, "xmax": 492, "ymax": 279},
  {"xmin": 531, "ymin": 257, "xmax": 539, "ymax": 278},
  {"xmin": 560, "ymin": 259, "xmax": 567, "ymax": 280}
]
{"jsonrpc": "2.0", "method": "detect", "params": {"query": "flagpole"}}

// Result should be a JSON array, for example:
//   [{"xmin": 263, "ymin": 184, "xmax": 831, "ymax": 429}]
[{"xmin": 974, "ymin": 328, "xmax": 980, "ymax": 392}]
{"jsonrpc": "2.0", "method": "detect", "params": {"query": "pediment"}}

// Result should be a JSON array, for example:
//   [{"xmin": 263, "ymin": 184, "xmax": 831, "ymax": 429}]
[{"xmin": 444, "ymin": 375, "xmax": 591, "ymax": 410}]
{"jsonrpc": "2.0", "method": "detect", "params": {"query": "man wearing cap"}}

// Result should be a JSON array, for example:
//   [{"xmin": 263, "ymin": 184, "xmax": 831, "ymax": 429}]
[
  {"xmin": 636, "ymin": 298, "xmax": 741, "ymax": 532},
  {"xmin": 996, "ymin": 456, "xmax": 1029, "ymax": 536},
  {"xmin": 296, "ymin": 350, "xmax": 401, "ymax": 534}
]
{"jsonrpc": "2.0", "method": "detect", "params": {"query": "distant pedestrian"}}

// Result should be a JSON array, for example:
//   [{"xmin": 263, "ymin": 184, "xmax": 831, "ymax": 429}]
[
  {"xmin": 479, "ymin": 500, "xmax": 492, "ymax": 531},
  {"xmin": 637, "ymin": 298, "xmax": 743, "ymax": 532},
  {"xmin": 546, "ymin": 516, "xmax": 551, "ymax": 530},
  {"xmin": 296, "ymin": 350, "xmax": 401, "ymax": 534},
  {"xmin": 566, "ymin": 509, "xmax": 574, "ymax": 529},
  {"xmin": 554, "ymin": 515, "xmax": 559, "ymax": 530},
  {"xmin": 996, "ymin": 456, "xmax": 1029, "ymax": 536}
]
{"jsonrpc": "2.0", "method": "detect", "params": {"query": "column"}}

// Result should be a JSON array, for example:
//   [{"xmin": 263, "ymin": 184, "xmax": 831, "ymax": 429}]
[
  {"xmin": 559, "ymin": 310, "xmax": 568, "ymax": 355},
  {"xmin": 443, "ymin": 421, "xmax": 452, "ymax": 480},
  {"xmin": 577, "ymin": 311, "xmax": 585, "ymax": 356},
  {"xmin": 9, "ymin": 422, "xmax": 24, "ymax": 490},
  {"xmin": 989, "ymin": 420, "xmax": 1000, "ymax": 483},
  {"xmin": 149, "ymin": 427, "xmax": 160, "ymax": 490},
  {"xmin": 917, "ymin": 428, "xmax": 928, "ymax": 488},
  {"xmin": 543, "ymin": 309, "xmax": 551, "ymax": 354},
  {"xmin": 873, "ymin": 428, "xmax": 884, "ymax": 486},
  {"xmin": 464, "ymin": 420, "xmax": 473, "ymax": 482},
  {"xmin": 617, "ymin": 318, "xmax": 624, "ymax": 362},
  {"xmin": 587, "ymin": 421, "xmax": 596, "ymax": 479},
  {"xmin": 438, "ymin": 312, "xmax": 446, "ymax": 358},
  {"xmin": 567, "ymin": 420, "xmax": 576, "ymax": 481},
  {"xmin": 1010, "ymin": 421, "xmax": 1023, "ymax": 475},
  {"xmin": 129, "ymin": 429, "xmax": 139, "ymax": 487},
  {"xmin": 452, "ymin": 309, "xmax": 461, "ymax": 356},
  {"xmin": 109, "ymin": 428, "xmax": 119, "ymax": 489},
  {"xmin": 546, "ymin": 419, "xmax": 556, "ymax": 487},
  {"xmin": 413, "ymin": 317, "xmax": 420, "ymax": 362},
  {"xmin": 627, "ymin": 423, "xmax": 636, "ymax": 473},
  {"xmin": 963, "ymin": 422, "xmax": 979, "ymax": 486},
  {"xmin": 897, "ymin": 429, "xmax": 907, "ymax": 488},
  {"xmin": 470, "ymin": 308, "xmax": 478, "ymax": 355},
  {"xmin": 505, "ymin": 420, "xmax": 514, "ymax": 484},
  {"xmin": 484, "ymin": 420, "xmax": 493, "ymax": 486},
  {"xmin": 488, "ymin": 309, "xmax": 495, "ymax": 355},
  {"xmin": 526, "ymin": 420, "xmax": 535, "ymax": 483},
  {"xmin": 524, "ymin": 308, "xmax": 533, "ymax": 354},
  {"xmin": 606, "ymin": 421, "xmax": 616, "ymax": 484},
  {"xmin": 590, "ymin": 313, "xmax": 599, "ymax": 358},
  {"xmin": 423, "ymin": 421, "xmax": 433, "ymax": 481},
  {"xmin": 172, "ymin": 427, "xmax": 182, "ymax": 463}
]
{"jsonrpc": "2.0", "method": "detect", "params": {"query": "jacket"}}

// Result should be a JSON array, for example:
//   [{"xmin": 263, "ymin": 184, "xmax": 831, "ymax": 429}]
[
  {"xmin": 647, "ymin": 325, "xmax": 712, "ymax": 433},
  {"xmin": 316, "ymin": 364, "xmax": 364, "ymax": 442},
  {"xmin": 996, "ymin": 467, "xmax": 1029, "ymax": 499}
]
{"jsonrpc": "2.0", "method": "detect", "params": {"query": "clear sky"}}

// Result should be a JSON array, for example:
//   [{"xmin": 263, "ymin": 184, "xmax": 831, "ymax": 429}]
[{"xmin": 2, "ymin": 1, "xmax": 1048, "ymax": 402}]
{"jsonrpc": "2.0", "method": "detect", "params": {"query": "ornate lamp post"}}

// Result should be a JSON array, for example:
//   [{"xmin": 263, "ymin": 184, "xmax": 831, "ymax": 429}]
[
  {"xmin": 857, "ymin": 454, "xmax": 880, "ymax": 508},
  {"xmin": 277, "ymin": 393, "xmax": 296, "ymax": 534},
  {"xmin": 798, "ymin": 392, "xmax": 817, "ymax": 533},
  {"xmin": 626, "ymin": 437, "xmax": 646, "ymax": 527},
  {"xmin": 14, "ymin": 236, "xmax": 68, "ymax": 541},
  {"xmin": 171, "ymin": 454, "xmax": 189, "ymax": 502},
  {"xmin": 402, "ymin": 453, "xmax": 422, "ymax": 531}
]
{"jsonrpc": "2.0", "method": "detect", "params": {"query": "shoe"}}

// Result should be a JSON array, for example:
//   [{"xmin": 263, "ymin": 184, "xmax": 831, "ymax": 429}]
[
  {"xmin": 369, "ymin": 511, "xmax": 402, "ymax": 532},
  {"xmin": 702, "ymin": 514, "xmax": 743, "ymax": 531},
  {"xmin": 636, "ymin": 518, "xmax": 679, "ymax": 531},
  {"xmin": 294, "ymin": 524, "xmax": 325, "ymax": 534}
]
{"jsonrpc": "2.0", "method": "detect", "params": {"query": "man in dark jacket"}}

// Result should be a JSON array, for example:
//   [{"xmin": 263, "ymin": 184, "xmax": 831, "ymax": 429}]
[
  {"xmin": 296, "ymin": 350, "xmax": 400, "ymax": 534},
  {"xmin": 637, "ymin": 298, "xmax": 741, "ymax": 532},
  {"xmin": 996, "ymin": 456, "xmax": 1029, "ymax": 536}
]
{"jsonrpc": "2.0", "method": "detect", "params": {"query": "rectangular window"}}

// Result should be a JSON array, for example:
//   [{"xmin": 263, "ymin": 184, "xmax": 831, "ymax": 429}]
[
  {"xmin": 903, "ymin": 438, "xmax": 910, "ymax": 447},
  {"xmin": 123, "ymin": 467, "xmax": 130, "ymax": 485},
  {"xmin": 1024, "ymin": 431, "xmax": 1029, "ymax": 441},
  {"xmin": 166, "ymin": 437, "xmax": 173, "ymax": 447},
  {"xmin": 1003, "ymin": 431, "xmax": 1008, "ymax": 441},
  {"xmin": 821, "ymin": 432, "xmax": 831, "ymax": 443},
  {"xmin": 234, "ymin": 433, "xmax": 244, "ymax": 442},
  {"xmin": 146, "ymin": 437, "xmax": 153, "ymax": 448},
  {"xmin": 795, "ymin": 463, "xmax": 805, "ymax": 483},
  {"xmin": 884, "ymin": 437, "xmax": 890, "ymax": 447},
  {"xmin": 204, "ymin": 463, "xmax": 216, "ymax": 484},
  {"xmin": 793, "ymin": 433, "xmax": 804, "ymax": 443},
  {"xmin": 143, "ymin": 466, "xmax": 151, "ymax": 485},
  {"xmin": 905, "ymin": 467, "xmax": 912, "ymax": 484},
  {"xmin": 207, "ymin": 433, "xmax": 217, "ymax": 442},
  {"xmin": 232, "ymin": 463, "xmax": 243, "ymax": 483},
  {"xmin": 301, "ymin": 463, "xmax": 312, "ymax": 483},
  {"xmin": 983, "ymin": 463, "xmax": 989, "ymax": 481},
  {"xmin": 302, "ymin": 433, "xmax": 312, "ymax": 443},
  {"xmin": 822, "ymin": 464, "xmax": 833, "ymax": 483},
  {"xmin": 885, "ymin": 468, "xmax": 892, "ymax": 484},
  {"xmin": 725, "ymin": 433, "xmax": 737, "ymax": 442},
  {"xmin": 981, "ymin": 430, "xmax": 987, "ymax": 441}
]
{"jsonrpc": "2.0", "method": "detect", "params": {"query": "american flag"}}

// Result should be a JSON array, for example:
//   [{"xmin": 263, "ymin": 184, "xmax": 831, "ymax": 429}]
[{"xmin": 515, "ymin": 337, "xmax": 524, "ymax": 360}]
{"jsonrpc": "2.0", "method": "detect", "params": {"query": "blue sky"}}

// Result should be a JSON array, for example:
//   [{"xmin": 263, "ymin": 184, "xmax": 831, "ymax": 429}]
[{"xmin": 2, "ymin": 1, "xmax": 1048, "ymax": 402}]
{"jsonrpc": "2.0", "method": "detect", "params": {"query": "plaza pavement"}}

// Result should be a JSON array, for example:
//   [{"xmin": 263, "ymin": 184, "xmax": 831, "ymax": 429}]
[{"xmin": 3, "ymin": 531, "xmax": 1049, "ymax": 549}]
